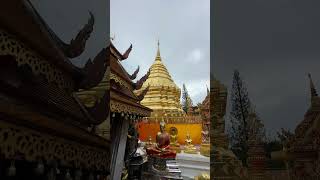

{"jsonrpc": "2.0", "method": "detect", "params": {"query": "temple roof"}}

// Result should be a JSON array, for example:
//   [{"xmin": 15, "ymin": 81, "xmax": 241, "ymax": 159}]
[
  {"xmin": 0, "ymin": 1, "xmax": 111, "ymax": 171},
  {"xmin": 0, "ymin": 1, "xmax": 112, "ymax": 92},
  {"xmin": 211, "ymin": 78, "xmax": 228, "ymax": 117},
  {"xmin": 212, "ymin": 78, "xmax": 227, "ymax": 92},
  {"xmin": 0, "ymin": 1, "xmax": 112, "ymax": 126},
  {"xmin": 288, "ymin": 73, "xmax": 320, "ymax": 150},
  {"xmin": 0, "ymin": 0, "xmax": 81, "ymax": 75},
  {"xmin": 77, "ymin": 42, "xmax": 152, "ymax": 117}
]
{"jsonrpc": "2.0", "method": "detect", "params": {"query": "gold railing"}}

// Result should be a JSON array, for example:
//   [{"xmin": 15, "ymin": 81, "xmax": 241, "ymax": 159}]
[{"xmin": 141, "ymin": 116, "xmax": 203, "ymax": 124}]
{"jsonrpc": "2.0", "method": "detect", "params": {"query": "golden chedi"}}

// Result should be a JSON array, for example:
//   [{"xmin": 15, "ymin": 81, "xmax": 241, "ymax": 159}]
[{"xmin": 135, "ymin": 41, "xmax": 184, "ymax": 118}]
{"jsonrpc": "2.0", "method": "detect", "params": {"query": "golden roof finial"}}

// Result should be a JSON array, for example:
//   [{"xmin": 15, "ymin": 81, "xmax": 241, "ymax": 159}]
[{"xmin": 156, "ymin": 39, "xmax": 161, "ymax": 61}]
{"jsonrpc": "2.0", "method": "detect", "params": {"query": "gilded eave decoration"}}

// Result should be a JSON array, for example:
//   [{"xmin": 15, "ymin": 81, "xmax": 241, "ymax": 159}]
[
  {"xmin": 0, "ymin": 28, "xmax": 74, "ymax": 91},
  {"xmin": 0, "ymin": 120, "xmax": 109, "ymax": 172},
  {"xmin": 110, "ymin": 72, "xmax": 132, "ymax": 91},
  {"xmin": 110, "ymin": 99, "xmax": 151, "ymax": 117}
]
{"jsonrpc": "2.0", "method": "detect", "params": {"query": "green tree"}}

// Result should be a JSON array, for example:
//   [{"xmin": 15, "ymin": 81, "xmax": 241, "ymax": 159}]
[
  {"xmin": 229, "ymin": 70, "xmax": 251, "ymax": 166},
  {"xmin": 182, "ymin": 83, "xmax": 193, "ymax": 113}
]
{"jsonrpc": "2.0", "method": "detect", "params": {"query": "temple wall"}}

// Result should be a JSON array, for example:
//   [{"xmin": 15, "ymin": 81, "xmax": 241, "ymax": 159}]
[{"xmin": 138, "ymin": 122, "xmax": 202, "ymax": 145}]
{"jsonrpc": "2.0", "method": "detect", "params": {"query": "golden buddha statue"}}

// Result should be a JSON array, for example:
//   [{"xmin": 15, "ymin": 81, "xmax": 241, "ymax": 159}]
[
  {"xmin": 146, "ymin": 120, "xmax": 176, "ymax": 158},
  {"xmin": 148, "ymin": 135, "xmax": 152, "ymax": 144},
  {"xmin": 169, "ymin": 127, "xmax": 181, "ymax": 153},
  {"xmin": 145, "ymin": 135, "xmax": 153, "ymax": 148},
  {"xmin": 184, "ymin": 132, "xmax": 197, "ymax": 154}
]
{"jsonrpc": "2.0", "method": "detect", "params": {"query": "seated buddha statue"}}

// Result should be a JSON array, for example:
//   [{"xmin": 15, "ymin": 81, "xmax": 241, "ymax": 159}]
[
  {"xmin": 169, "ymin": 127, "xmax": 180, "ymax": 145},
  {"xmin": 169, "ymin": 127, "xmax": 181, "ymax": 153},
  {"xmin": 184, "ymin": 132, "xmax": 197, "ymax": 154},
  {"xmin": 146, "ymin": 120, "xmax": 176, "ymax": 159},
  {"xmin": 146, "ymin": 135, "xmax": 153, "ymax": 146}
]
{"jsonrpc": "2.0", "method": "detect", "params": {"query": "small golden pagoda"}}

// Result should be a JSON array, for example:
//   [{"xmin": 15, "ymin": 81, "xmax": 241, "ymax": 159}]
[{"xmin": 135, "ymin": 41, "xmax": 184, "ymax": 118}]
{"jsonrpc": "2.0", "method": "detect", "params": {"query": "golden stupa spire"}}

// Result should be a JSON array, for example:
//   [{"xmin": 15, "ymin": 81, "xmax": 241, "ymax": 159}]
[{"xmin": 156, "ymin": 39, "xmax": 161, "ymax": 61}]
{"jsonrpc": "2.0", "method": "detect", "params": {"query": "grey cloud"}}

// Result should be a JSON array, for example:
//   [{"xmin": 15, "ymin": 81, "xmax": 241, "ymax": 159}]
[
  {"xmin": 214, "ymin": 0, "xmax": 320, "ymax": 135},
  {"xmin": 31, "ymin": 0, "xmax": 108, "ymax": 67},
  {"xmin": 112, "ymin": 0, "xmax": 210, "ymax": 104}
]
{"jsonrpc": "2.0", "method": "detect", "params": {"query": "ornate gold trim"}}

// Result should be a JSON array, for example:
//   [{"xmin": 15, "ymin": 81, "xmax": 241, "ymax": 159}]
[
  {"xmin": 0, "ymin": 28, "xmax": 74, "ymax": 90},
  {"xmin": 0, "ymin": 120, "xmax": 109, "ymax": 171},
  {"xmin": 110, "ymin": 72, "xmax": 132, "ymax": 90},
  {"xmin": 142, "ymin": 116, "xmax": 202, "ymax": 124},
  {"xmin": 111, "ymin": 100, "xmax": 150, "ymax": 117}
]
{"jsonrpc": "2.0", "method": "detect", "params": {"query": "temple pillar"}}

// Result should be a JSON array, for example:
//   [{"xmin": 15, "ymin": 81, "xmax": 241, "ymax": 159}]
[{"xmin": 110, "ymin": 114, "xmax": 129, "ymax": 180}]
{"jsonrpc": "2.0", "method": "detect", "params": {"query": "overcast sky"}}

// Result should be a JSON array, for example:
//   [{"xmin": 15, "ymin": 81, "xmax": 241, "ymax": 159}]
[
  {"xmin": 31, "ymin": 0, "xmax": 107, "ymax": 67},
  {"xmin": 111, "ymin": 0, "xmax": 210, "ymax": 104},
  {"xmin": 213, "ymin": 0, "xmax": 320, "ymax": 136}
]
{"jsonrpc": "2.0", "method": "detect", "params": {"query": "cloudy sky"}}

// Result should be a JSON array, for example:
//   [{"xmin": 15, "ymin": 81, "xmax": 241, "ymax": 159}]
[
  {"xmin": 111, "ymin": 0, "xmax": 210, "ymax": 104},
  {"xmin": 31, "ymin": 0, "xmax": 107, "ymax": 67},
  {"xmin": 213, "ymin": 0, "xmax": 320, "ymax": 136}
]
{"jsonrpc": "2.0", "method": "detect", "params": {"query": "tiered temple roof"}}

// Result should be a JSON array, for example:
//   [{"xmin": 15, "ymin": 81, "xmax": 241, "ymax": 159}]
[
  {"xmin": 271, "ymin": 73, "xmax": 320, "ymax": 179},
  {"xmin": 77, "ymin": 42, "xmax": 151, "ymax": 118},
  {"xmin": 0, "ymin": 0, "xmax": 111, "ymax": 177}
]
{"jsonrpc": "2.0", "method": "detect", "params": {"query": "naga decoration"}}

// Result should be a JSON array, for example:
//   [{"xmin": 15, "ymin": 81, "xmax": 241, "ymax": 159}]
[
  {"xmin": 137, "ymin": 86, "xmax": 149, "ymax": 101},
  {"xmin": 129, "ymin": 66, "xmax": 139, "ymax": 80},
  {"xmin": 79, "ymin": 48, "xmax": 108, "ymax": 90},
  {"xmin": 49, "ymin": 12, "xmax": 95, "ymax": 58},
  {"xmin": 121, "ymin": 44, "xmax": 132, "ymax": 60},
  {"xmin": 133, "ymin": 70, "xmax": 150, "ymax": 90}
]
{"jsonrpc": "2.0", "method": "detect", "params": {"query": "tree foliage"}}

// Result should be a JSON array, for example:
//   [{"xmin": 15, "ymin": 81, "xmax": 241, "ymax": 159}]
[
  {"xmin": 229, "ymin": 70, "xmax": 251, "ymax": 166},
  {"xmin": 247, "ymin": 112, "xmax": 266, "ymax": 143},
  {"xmin": 182, "ymin": 83, "xmax": 193, "ymax": 113}
]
